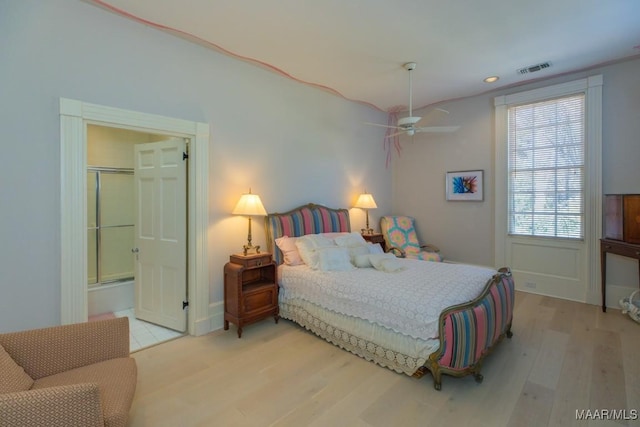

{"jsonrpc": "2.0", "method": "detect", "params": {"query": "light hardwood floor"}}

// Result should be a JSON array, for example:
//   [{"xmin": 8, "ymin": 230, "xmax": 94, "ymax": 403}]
[{"xmin": 129, "ymin": 291, "xmax": 640, "ymax": 427}]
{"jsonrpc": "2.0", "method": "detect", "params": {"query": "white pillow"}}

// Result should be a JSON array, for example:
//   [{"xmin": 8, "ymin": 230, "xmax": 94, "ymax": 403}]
[
  {"xmin": 354, "ymin": 253, "xmax": 373, "ymax": 268},
  {"xmin": 275, "ymin": 236, "xmax": 304, "ymax": 265},
  {"xmin": 369, "ymin": 253, "xmax": 406, "ymax": 273},
  {"xmin": 318, "ymin": 232, "xmax": 351, "ymax": 242},
  {"xmin": 347, "ymin": 244, "xmax": 370, "ymax": 263},
  {"xmin": 368, "ymin": 242, "xmax": 384, "ymax": 254},
  {"xmin": 295, "ymin": 234, "xmax": 335, "ymax": 269},
  {"xmin": 316, "ymin": 247, "xmax": 355, "ymax": 271},
  {"xmin": 334, "ymin": 232, "xmax": 367, "ymax": 247},
  {"xmin": 306, "ymin": 234, "xmax": 335, "ymax": 247},
  {"xmin": 333, "ymin": 232, "xmax": 370, "ymax": 263}
]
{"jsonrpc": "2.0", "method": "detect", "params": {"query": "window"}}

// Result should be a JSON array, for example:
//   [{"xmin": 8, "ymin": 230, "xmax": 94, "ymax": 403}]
[{"xmin": 508, "ymin": 94, "xmax": 585, "ymax": 239}]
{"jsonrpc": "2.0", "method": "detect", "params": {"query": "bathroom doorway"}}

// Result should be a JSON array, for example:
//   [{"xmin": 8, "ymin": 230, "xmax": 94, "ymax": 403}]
[
  {"xmin": 86, "ymin": 126, "xmax": 187, "ymax": 334},
  {"xmin": 60, "ymin": 98, "xmax": 210, "ymax": 337}
]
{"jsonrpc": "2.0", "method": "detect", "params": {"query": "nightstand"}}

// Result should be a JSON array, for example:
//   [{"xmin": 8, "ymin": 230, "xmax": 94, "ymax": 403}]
[
  {"xmin": 362, "ymin": 233, "xmax": 386, "ymax": 252},
  {"xmin": 224, "ymin": 252, "xmax": 279, "ymax": 338}
]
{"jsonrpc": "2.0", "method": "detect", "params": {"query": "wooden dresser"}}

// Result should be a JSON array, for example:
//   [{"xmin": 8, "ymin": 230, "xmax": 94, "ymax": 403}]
[{"xmin": 600, "ymin": 239, "xmax": 640, "ymax": 312}]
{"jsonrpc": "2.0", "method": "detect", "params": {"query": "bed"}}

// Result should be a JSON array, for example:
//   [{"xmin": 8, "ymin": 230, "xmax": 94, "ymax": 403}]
[{"xmin": 265, "ymin": 203, "xmax": 514, "ymax": 390}]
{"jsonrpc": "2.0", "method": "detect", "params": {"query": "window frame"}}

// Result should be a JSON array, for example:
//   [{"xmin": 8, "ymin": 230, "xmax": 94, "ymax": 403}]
[{"xmin": 493, "ymin": 76, "xmax": 602, "ymax": 297}]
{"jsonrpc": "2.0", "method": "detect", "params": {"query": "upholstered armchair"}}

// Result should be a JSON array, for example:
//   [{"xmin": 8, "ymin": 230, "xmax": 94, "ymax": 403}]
[
  {"xmin": 0, "ymin": 317, "xmax": 137, "ymax": 427},
  {"xmin": 380, "ymin": 215, "xmax": 443, "ymax": 262}
]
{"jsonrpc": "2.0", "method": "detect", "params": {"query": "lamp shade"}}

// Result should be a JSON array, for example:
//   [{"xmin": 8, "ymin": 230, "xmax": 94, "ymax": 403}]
[
  {"xmin": 232, "ymin": 192, "xmax": 267, "ymax": 216},
  {"xmin": 354, "ymin": 193, "xmax": 377, "ymax": 210}
]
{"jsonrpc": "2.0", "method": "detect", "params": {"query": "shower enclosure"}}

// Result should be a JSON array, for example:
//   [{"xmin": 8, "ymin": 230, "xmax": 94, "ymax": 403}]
[{"xmin": 87, "ymin": 168, "xmax": 135, "ymax": 287}]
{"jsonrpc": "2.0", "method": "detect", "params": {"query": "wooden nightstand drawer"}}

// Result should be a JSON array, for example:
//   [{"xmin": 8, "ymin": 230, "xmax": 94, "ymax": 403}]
[{"xmin": 230, "ymin": 253, "xmax": 272, "ymax": 268}]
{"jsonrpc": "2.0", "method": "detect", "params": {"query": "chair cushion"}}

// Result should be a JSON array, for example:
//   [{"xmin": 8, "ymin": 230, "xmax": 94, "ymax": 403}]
[
  {"xmin": 381, "ymin": 216, "xmax": 443, "ymax": 262},
  {"xmin": 0, "ymin": 343, "xmax": 34, "ymax": 393},
  {"xmin": 32, "ymin": 357, "xmax": 137, "ymax": 427},
  {"xmin": 381, "ymin": 216, "xmax": 421, "ymax": 252},
  {"xmin": 407, "ymin": 251, "xmax": 443, "ymax": 262}
]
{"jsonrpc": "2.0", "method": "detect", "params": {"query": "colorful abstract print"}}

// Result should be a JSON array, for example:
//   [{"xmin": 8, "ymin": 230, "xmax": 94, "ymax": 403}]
[{"xmin": 452, "ymin": 175, "xmax": 478, "ymax": 194}]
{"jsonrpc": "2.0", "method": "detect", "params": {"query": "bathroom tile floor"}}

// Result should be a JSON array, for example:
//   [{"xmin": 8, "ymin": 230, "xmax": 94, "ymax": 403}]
[{"xmin": 113, "ymin": 308, "xmax": 184, "ymax": 352}]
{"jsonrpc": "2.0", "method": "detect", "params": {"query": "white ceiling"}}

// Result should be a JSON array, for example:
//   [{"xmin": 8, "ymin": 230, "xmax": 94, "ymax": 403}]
[{"xmin": 89, "ymin": 0, "xmax": 640, "ymax": 113}]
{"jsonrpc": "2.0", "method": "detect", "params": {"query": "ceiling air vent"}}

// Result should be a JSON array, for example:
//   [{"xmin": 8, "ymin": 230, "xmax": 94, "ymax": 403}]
[{"xmin": 517, "ymin": 62, "xmax": 551, "ymax": 75}]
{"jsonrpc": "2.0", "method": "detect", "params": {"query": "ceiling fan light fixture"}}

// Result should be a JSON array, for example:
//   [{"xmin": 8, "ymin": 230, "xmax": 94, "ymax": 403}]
[
  {"xmin": 397, "ymin": 116, "xmax": 421, "ymax": 127},
  {"xmin": 403, "ymin": 62, "xmax": 417, "ymax": 71}
]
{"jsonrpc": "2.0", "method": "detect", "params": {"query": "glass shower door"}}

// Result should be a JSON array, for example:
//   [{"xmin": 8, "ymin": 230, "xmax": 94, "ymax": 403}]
[{"xmin": 87, "ymin": 169, "xmax": 135, "ymax": 286}]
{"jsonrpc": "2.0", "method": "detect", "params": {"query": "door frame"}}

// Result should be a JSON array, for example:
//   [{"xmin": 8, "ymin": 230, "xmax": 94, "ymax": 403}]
[{"xmin": 59, "ymin": 98, "xmax": 210, "ymax": 336}]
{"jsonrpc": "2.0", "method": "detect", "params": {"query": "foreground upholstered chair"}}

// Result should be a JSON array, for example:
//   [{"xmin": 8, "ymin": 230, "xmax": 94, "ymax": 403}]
[
  {"xmin": 380, "ymin": 215, "xmax": 443, "ymax": 262},
  {"xmin": 0, "ymin": 317, "xmax": 137, "ymax": 427}
]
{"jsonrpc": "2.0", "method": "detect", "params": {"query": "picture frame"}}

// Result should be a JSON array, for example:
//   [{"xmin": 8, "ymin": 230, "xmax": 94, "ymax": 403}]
[{"xmin": 446, "ymin": 170, "xmax": 484, "ymax": 201}]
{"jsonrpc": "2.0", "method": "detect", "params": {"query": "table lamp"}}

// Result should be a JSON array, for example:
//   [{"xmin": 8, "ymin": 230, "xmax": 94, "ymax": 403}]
[
  {"xmin": 354, "ymin": 192, "xmax": 377, "ymax": 235},
  {"xmin": 232, "ymin": 189, "xmax": 267, "ymax": 255}
]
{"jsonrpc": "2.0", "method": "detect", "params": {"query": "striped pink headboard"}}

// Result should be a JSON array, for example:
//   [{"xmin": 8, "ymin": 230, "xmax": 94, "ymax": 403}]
[{"xmin": 265, "ymin": 203, "xmax": 351, "ymax": 264}]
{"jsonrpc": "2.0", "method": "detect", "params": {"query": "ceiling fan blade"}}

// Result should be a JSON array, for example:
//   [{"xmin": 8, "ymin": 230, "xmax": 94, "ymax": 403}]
[
  {"xmin": 416, "ymin": 125, "xmax": 461, "ymax": 133},
  {"xmin": 385, "ymin": 130, "xmax": 407, "ymax": 138},
  {"xmin": 364, "ymin": 122, "xmax": 401, "ymax": 130}
]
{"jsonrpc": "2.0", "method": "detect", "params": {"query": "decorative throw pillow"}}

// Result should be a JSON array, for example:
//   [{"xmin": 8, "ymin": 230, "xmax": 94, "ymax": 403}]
[
  {"xmin": 354, "ymin": 253, "xmax": 373, "ymax": 268},
  {"xmin": 275, "ymin": 236, "xmax": 304, "ymax": 266},
  {"xmin": 347, "ymin": 244, "xmax": 370, "ymax": 263},
  {"xmin": 333, "ymin": 233, "xmax": 370, "ymax": 264},
  {"xmin": 334, "ymin": 232, "xmax": 367, "ymax": 247},
  {"xmin": 316, "ymin": 247, "xmax": 355, "ymax": 271},
  {"xmin": 318, "ymin": 232, "xmax": 350, "ymax": 242},
  {"xmin": 295, "ymin": 234, "xmax": 335, "ymax": 269},
  {"xmin": 0, "ymin": 343, "xmax": 34, "ymax": 393},
  {"xmin": 367, "ymin": 242, "xmax": 384, "ymax": 254},
  {"xmin": 369, "ymin": 253, "xmax": 406, "ymax": 273}
]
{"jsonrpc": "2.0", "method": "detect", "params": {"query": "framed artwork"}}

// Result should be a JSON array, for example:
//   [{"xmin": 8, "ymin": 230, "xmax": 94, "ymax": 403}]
[{"xmin": 446, "ymin": 170, "xmax": 484, "ymax": 201}]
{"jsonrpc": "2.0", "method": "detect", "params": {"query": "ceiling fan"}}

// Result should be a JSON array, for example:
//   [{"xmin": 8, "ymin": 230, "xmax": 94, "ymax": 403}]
[{"xmin": 366, "ymin": 62, "xmax": 461, "ymax": 138}]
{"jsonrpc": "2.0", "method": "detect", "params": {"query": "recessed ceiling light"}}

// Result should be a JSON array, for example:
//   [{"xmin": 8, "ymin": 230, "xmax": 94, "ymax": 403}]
[{"xmin": 484, "ymin": 76, "xmax": 499, "ymax": 83}]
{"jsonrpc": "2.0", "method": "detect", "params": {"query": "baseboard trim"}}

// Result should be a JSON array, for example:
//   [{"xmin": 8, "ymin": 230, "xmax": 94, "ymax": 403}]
[{"xmin": 191, "ymin": 301, "xmax": 224, "ymax": 336}]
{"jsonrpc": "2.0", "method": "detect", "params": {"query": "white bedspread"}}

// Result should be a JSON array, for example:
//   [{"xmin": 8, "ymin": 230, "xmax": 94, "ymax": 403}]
[{"xmin": 279, "ymin": 260, "xmax": 496, "ymax": 340}]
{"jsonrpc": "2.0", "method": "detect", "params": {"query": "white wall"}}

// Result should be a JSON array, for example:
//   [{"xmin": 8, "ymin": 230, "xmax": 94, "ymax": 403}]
[
  {"xmin": 392, "ymin": 95, "xmax": 494, "ymax": 265},
  {"xmin": 0, "ymin": 0, "xmax": 390, "ymax": 332},
  {"xmin": 394, "ymin": 57, "xmax": 640, "ymax": 300}
]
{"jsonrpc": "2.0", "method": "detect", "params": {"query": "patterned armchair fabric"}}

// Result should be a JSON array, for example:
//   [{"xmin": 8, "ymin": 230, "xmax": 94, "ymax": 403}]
[
  {"xmin": 0, "ymin": 317, "xmax": 136, "ymax": 427},
  {"xmin": 380, "ymin": 215, "xmax": 443, "ymax": 262}
]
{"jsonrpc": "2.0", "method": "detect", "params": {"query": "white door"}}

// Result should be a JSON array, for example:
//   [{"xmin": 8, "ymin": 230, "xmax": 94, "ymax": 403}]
[{"xmin": 134, "ymin": 138, "xmax": 187, "ymax": 332}]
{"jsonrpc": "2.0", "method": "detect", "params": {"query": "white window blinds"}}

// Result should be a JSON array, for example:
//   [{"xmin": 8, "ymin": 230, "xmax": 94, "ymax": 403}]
[{"xmin": 508, "ymin": 94, "xmax": 585, "ymax": 239}]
